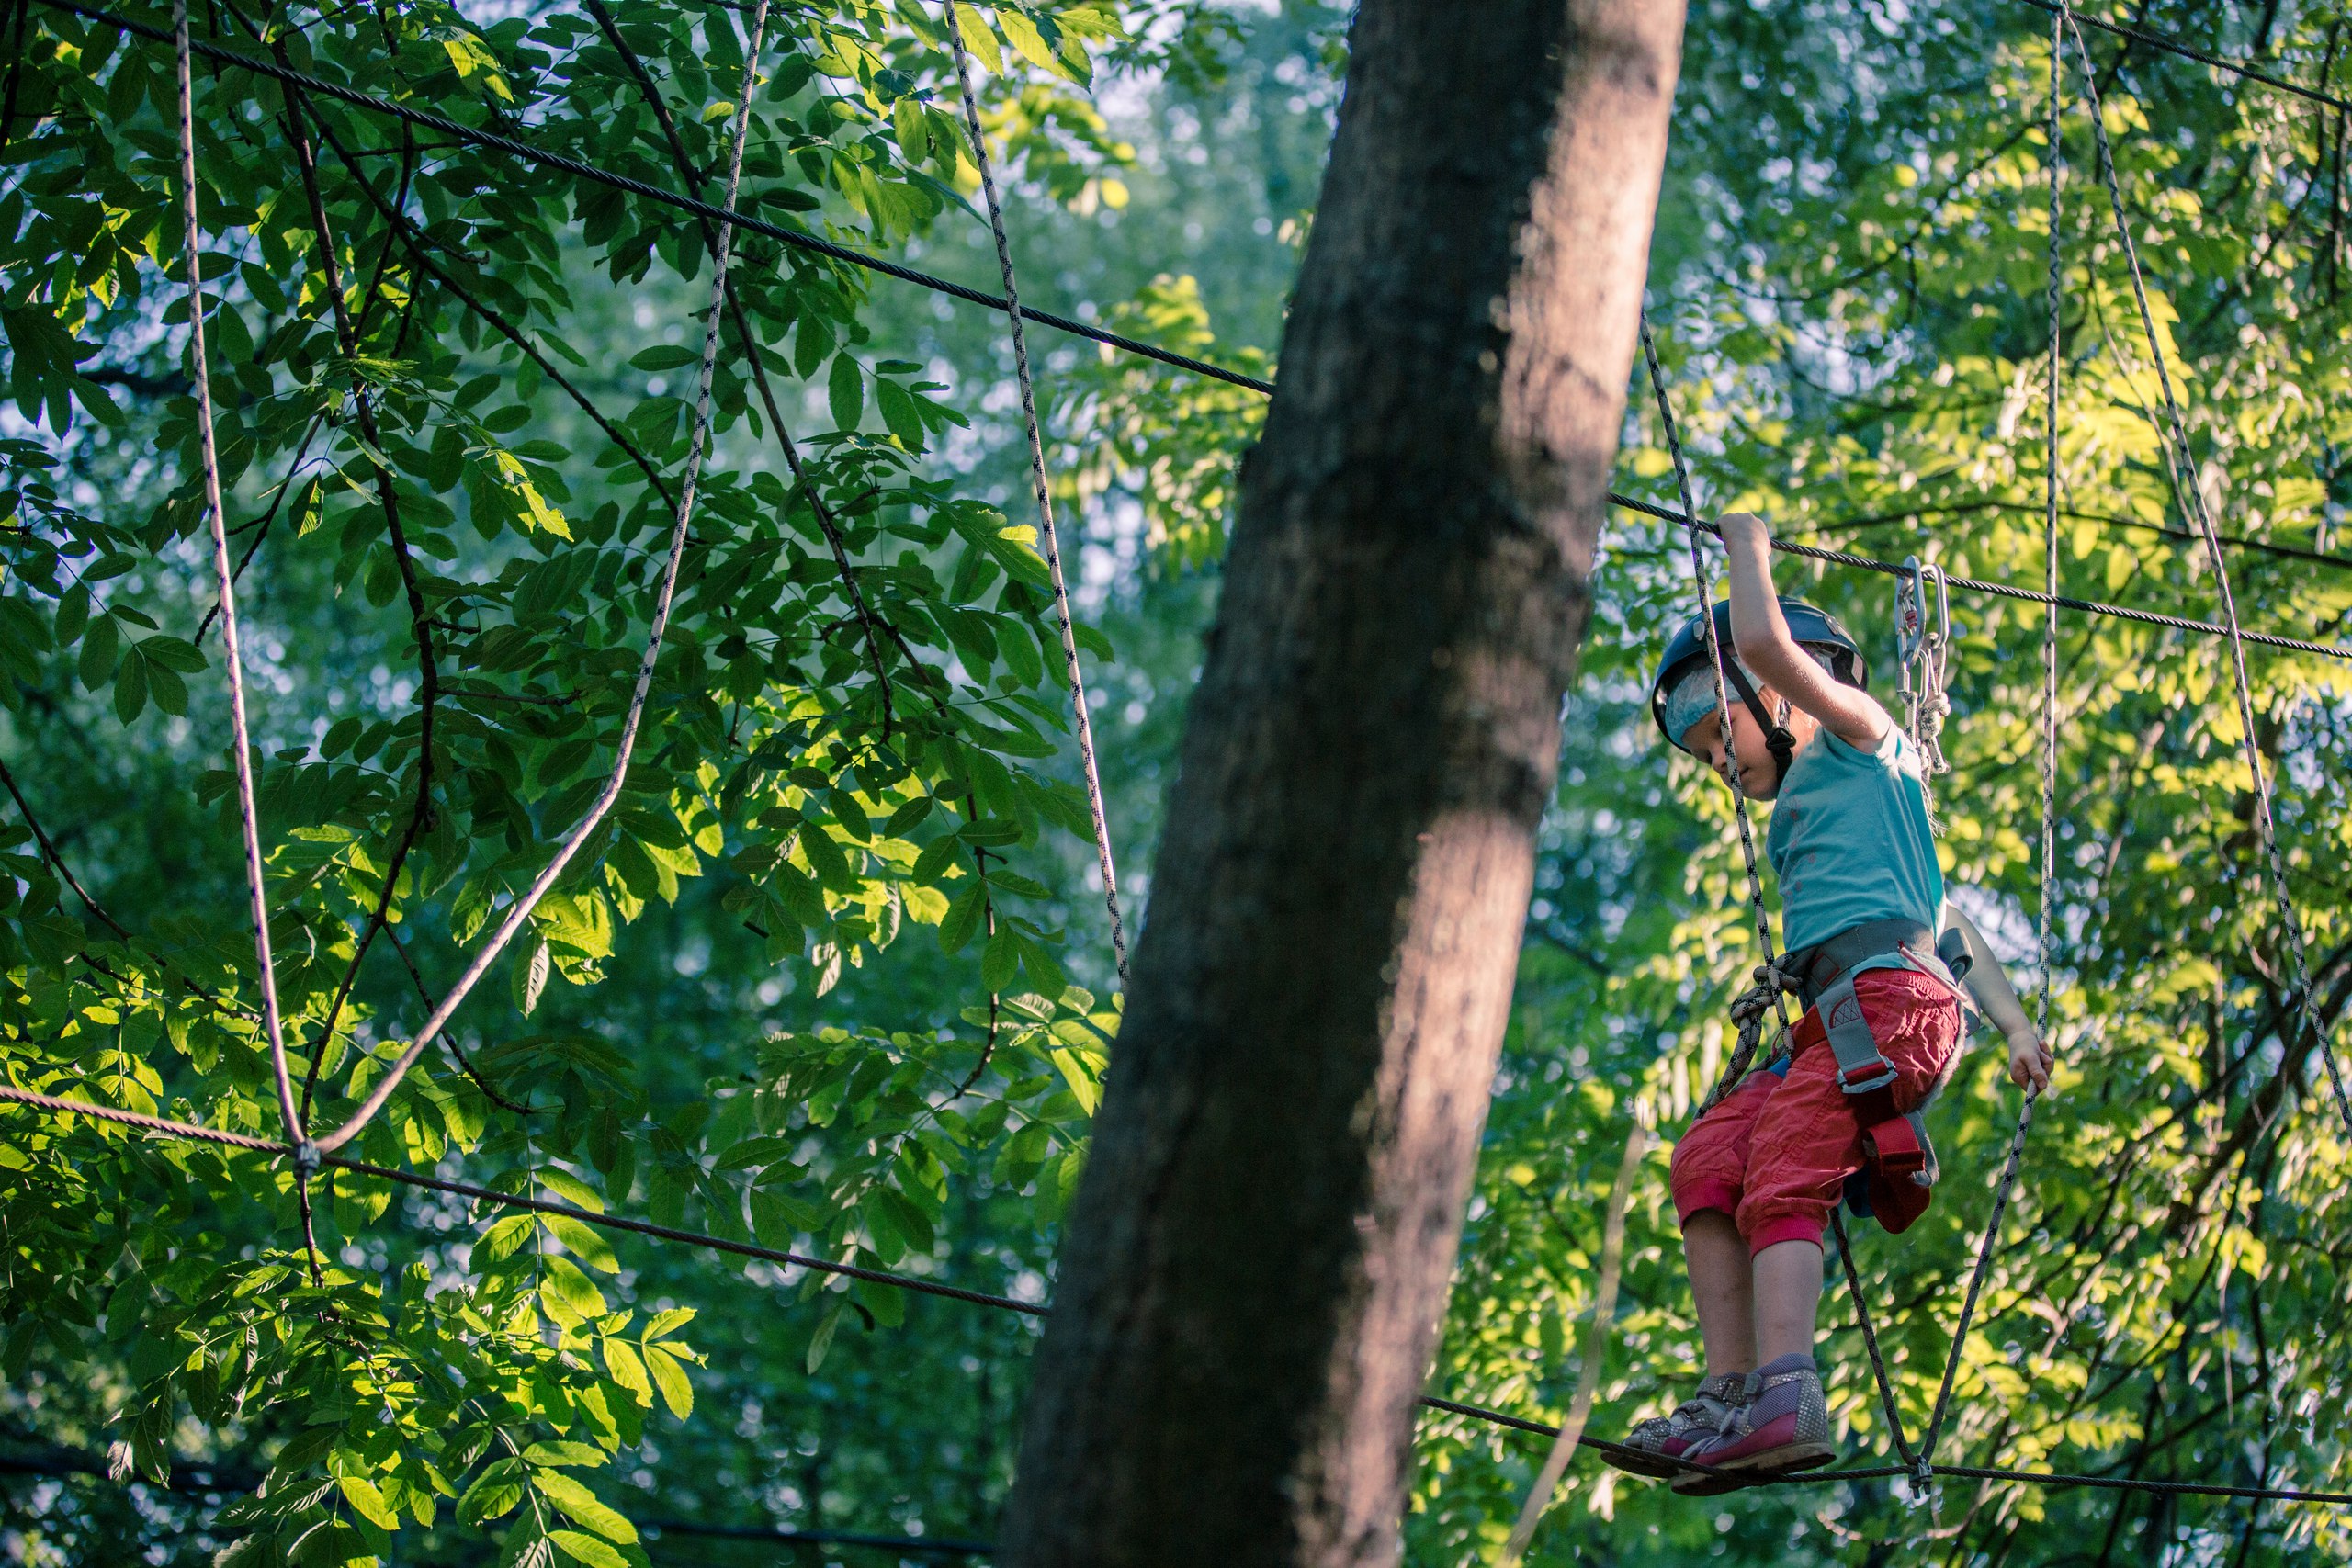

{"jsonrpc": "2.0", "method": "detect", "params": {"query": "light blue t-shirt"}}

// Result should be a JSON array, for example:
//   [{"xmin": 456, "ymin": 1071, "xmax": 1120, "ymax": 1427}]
[{"xmin": 1766, "ymin": 724, "xmax": 1943, "ymax": 954}]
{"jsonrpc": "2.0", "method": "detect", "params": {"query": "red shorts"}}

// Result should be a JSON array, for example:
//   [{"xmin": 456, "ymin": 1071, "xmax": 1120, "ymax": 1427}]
[{"xmin": 1668, "ymin": 967, "xmax": 1962, "ymax": 1255}]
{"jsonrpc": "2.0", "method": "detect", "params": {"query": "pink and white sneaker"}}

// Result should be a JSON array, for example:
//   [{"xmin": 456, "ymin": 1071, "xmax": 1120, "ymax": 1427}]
[
  {"xmin": 1670, "ymin": 1353, "xmax": 1836, "ymax": 1495},
  {"xmin": 1603, "ymin": 1371, "xmax": 1751, "ymax": 1480}
]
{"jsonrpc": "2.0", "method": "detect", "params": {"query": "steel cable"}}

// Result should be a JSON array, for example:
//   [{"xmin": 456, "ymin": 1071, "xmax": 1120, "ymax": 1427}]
[
  {"xmin": 9, "ymin": 1082, "xmax": 2346, "ymax": 1505},
  {"xmin": 0, "ymin": 1083, "xmax": 1044, "ymax": 1315},
  {"xmin": 2060, "ymin": 0, "xmax": 2352, "ymax": 1135},
  {"xmin": 40, "ymin": 0, "xmax": 2352, "ymax": 667}
]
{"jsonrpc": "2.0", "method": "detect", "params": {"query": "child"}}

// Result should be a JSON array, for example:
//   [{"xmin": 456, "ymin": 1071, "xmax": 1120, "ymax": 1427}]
[{"xmin": 1610, "ymin": 513, "xmax": 2052, "ymax": 1494}]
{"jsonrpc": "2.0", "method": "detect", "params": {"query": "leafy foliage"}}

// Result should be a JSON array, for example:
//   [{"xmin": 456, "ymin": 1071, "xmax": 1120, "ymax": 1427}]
[{"xmin": 10, "ymin": 0, "xmax": 2352, "ymax": 1564}]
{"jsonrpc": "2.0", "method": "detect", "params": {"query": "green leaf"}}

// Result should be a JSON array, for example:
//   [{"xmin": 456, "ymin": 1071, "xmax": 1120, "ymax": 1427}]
[
  {"xmin": 951, "ymin": 4, "xmax": 1003, "ymax": 75},
  {"xmin": 630, "ymin": 345, "xmax": 698, "ymax": 372},
  {"xmin": 458, "ymin": 1458, "xmax": 526, "ymax": 1524},
  {"xmin": 546, "ymin": 1213, "xmax": 621, "ymax": 1274},
  {"xmin": 805, "ymin": 1302, "xmax": 842, "ymax": 1373},
  {"xmin": 876, "ymin": 376, "xmax": 925, "ymax": 449},
  {"xmin": 533, "ymin": 1470, "xmax": 639, "ymax": 1543},
  {"xmin": 337, "ymin": 1473, "xmax": 401, "ymax": 1532},
  {"xmin": 514, "ymin": 935, "xmax": 551, "ymax": 1017},
  {"xmin": 543, "ymin": 1254, "xmax": 608, "ymax": 1322},
  {"xmin": 995, "ymin": 7, "xmax": 1064, "ymax": 76},
  {"xmin": 981, "ymin": 921, "xmax": 1019, "ymax": 990},
  {"xmin": 112, "ymin": 648, "xmax": 147, "ymax": 725},
  {"xmin": 827, "ymin": 353, "xmax": 865, "ymax": 432},
  {"xmin": 602, "ymin": 1336, "xmax": 653, "ymax": 1406},
  {"xmin": 521, "ymin": 1441, "xmax": 610, "ymax": 1470},
  {"xmin": 550, "ymin": 1531, "xmax": 631, "ymax": 1568},
  {"xmin": 643, "ymin": 1345, "xmax": 694, "ymax": 1419}
]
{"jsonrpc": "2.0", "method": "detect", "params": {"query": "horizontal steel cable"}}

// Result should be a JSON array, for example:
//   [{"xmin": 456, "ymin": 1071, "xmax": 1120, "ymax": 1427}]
[
  {"xmin": 33, "ymin": 0, "xmax": 1272, "ymax": 396},
  {"xmin": 10, "ymin": 1083, "xmax": 2346, "ymax": 1504},
  {"xmin": 1608, "ymin": 493, "xmax": 2352, "ymax": 662},
  {"xmin": 2012, "ymin": 0, "xmax": 2352, "ymax": 115},
  {"xmin": 0, "ymin": 1083, "xmax": 1044, "ymax": 1316},
  {"xmin": 1414, "ymin": 1394, "xmax": 2352, "ymax": 1504},
  {"xmin": 39, "ymin": 2, "xmax": 2352, "ymax": 666}
]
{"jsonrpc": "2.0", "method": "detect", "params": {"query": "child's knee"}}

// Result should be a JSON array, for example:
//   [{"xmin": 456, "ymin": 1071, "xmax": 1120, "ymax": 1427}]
[{"xmin": 1669, "ymin": 1117, "xmax": 1748, "ymax": 1228}]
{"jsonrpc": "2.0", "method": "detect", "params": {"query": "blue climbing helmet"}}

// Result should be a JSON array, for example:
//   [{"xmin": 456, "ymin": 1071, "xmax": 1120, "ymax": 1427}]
[{"xmin": 1649, "ymin": 598, "xmax": 1869, "ymax": 774}]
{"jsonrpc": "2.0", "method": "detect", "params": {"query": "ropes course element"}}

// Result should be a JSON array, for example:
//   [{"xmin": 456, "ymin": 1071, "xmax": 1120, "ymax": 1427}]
[
  {"xmin": 1606, "ymin": 492, "xmax": 2352, "ymax": 663},
  {"xmin": 48, "ymin": 0, "xmax": 2352, "ymax": 663},
  {"xmin": 1637, "ymin": 317, "xmax": 1791, "ymax": 1115},
  {"xmin": 1417, "ymin": 1394, "xmax": 2352, "ymax": 1505},
  {"xmin": 943, "ymin": 2, "xmax": 1129, "ymax": 984},
  {"xmin": 1917, "ymin": 25, "xmax": 2069, "ymax": 1485},
  {"xmin": 0, "ymin": 1084, "xmax": 1046, "ymax": 1316},
  {"xmin": 6, "ymin": 1079, "xmax": 2345, "ymax": 1505},
  {"xmin": 2013, "ymin": 0, "xmax": 2352, "ymax": 115},
  {"xmin": 308, "ymin": 0, "xmax": 772, "ymax": 1158},
  {"xmin": 171, "ymin": 0, "xmax": 300, "ymax": 1155},
  {"xmin": 31, "ymin": 1, "xmax": 1272, "ymax": 394},
  {"xmin": 2059, "ymin": 0, "xmax": 2352, "ymax": 1136},
  {"xmin": 16, "ymin": 0, "xmax": 2352, "ymax": 1530}
]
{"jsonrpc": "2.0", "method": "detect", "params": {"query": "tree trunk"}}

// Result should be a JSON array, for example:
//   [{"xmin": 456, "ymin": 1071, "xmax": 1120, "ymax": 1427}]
[{"xmin": 996, "ymin": 2, "xmax": 1689, "ymax": 1563}]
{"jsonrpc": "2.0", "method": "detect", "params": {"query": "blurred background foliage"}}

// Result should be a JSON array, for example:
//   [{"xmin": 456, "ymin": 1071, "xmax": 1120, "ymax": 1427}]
[{"xmin": 2, "ymin": 1, "xmax": 2349, "ymax": 1564}]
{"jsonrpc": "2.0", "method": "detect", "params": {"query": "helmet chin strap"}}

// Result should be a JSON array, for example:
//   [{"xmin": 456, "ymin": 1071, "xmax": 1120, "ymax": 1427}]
[{"xmin": 1718, "ymin": 658, "xmax": 1798, "ymax": 786}]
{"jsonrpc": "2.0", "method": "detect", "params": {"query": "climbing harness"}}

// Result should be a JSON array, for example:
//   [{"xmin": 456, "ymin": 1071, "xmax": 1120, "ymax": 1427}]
[{"xmin": 1894, "ymin": 556, "xmax": 1952, "ymax": 784}]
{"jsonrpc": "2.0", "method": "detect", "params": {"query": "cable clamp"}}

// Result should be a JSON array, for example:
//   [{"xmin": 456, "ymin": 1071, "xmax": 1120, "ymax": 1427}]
[{"xmin": 293, "ymin": 1140, "xmax": 321, "ymax": 1178}]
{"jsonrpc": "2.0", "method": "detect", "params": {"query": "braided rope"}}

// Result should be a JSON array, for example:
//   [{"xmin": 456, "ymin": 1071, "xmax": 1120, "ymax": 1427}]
[
  {"xmin": 1830, "ymin": 1207, "xmax": 1920, "ymax": 1476},
  {"xmin": 1919, "ymin": 29, "xmax": 2072, "ymax": 1483},
  {"xmin": 173, "ymin": 0, "xmax": 300, "ymax": 1154},
  {"xmin": 311, "ymin": 0, "xmax": 773, "ymax": 1156},
  {"xmin": 2059, "ymin": 2, "xmax": 2352, "ymax": 1135},
  {"xmin": 1637, "ymin": 318, "xmax": 1789, "ymax": 1114},
  {"xmin": 942, "ymin": 6, "xmax": 1128, "ymax": 983}
]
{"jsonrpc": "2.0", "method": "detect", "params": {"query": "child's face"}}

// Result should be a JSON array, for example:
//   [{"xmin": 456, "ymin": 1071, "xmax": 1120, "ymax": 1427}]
[{"xmin": 1680, "ymin": 694, "xmax": 1812, "ymax": 801}]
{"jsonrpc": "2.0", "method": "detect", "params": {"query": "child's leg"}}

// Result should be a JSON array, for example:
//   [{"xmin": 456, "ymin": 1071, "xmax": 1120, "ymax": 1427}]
[
  {"xmin": 1683, "ymin": 1210, "xmax": 1757, "ymax": 1375},
  {"xmin": 1752, "ymin": 1238, "xmax": 1824, "ymax": 1365},
  {"xmin": 1668, "ymin": 1071, "xmax": 1779, "ymax": 1377}
]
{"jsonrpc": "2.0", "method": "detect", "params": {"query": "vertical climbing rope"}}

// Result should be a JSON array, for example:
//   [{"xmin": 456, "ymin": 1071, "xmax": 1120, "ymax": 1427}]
[
  {"xmin": 1638, "ymin": 317, "xmax": 1788, "ymax": 1114},
  {"xmin": 1917, "ymin": 26, "xmax": 2070, "ymax": 1483},
  {"xmin": 311, "ymin": 0, "xmax": 773, "ymax": 1156},
  {"xmin": 2060, "ymin": 0, "xmax": 2352, "ymax": 1135},
  {"xmin": 943, "ymin": 5, "xmax": 1128, "ymax": 984},
  {"xmin": 174, "ymin": 0, "xmax": 301, "ymax": 1153}
]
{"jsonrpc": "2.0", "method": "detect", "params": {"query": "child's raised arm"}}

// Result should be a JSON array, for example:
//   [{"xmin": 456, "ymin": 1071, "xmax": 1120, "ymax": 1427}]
[{"xmin": 1721, "ymin": 513, "xmax": 1888, "ymax": 750}]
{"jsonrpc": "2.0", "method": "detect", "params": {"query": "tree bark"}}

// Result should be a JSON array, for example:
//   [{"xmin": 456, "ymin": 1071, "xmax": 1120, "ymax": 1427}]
[{"xmin": 996, "ymin": 2, "xmax": 1689, "ymax": 1563}]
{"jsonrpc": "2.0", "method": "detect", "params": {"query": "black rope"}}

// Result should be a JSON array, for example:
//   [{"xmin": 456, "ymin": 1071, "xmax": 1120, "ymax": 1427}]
[
  {"xmin": 33, "ymin": 0, "xmax": 1272, "ymax": 395},
  {"xmin": 37, "ymin": 1, "xmax": 2352, "ymax": 667},
  {"xmin": 1830, "ymin": 1208, "xmax": 1921, "ymax": 1479},
  {"xmin": 2013, "ymin": 0, "xmax": 2352, "ymax": 115},
  {"xmin": 645, "ymin": 1517, "xmax": 991, "ymax": 1555},
  {"xmin": 0, "ymin": 1085, "xmax": 1046, "ymax": 1316}
]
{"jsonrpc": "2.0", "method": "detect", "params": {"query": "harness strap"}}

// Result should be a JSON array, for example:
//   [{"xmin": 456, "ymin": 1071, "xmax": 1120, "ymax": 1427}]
[{"xmin": 1718, "ymin": 656, "xmax": 1796, "ymax": 784}]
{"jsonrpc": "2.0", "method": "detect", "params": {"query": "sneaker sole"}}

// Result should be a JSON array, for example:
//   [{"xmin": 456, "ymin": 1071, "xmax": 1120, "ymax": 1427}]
[
  {"xmin": 1599, "ymin": 1447, "xmax": 1682, "ymax": 1480},
  {"xmin": 1668, "ymin": 1439, "xmax": 1838, "ymax": 1495}
]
